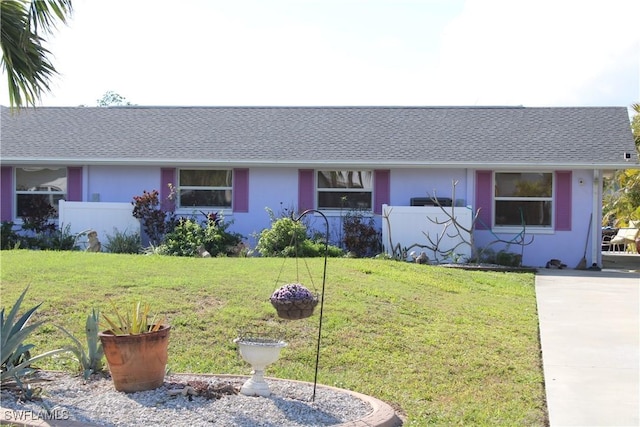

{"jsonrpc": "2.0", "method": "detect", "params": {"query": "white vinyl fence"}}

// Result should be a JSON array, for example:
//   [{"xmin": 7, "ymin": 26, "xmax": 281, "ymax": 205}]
[
  {"xmin": 381, "ymin": 204, "xmax": 472, "ymax": 263},
  {"xmin": 58, "ymin": 201, "xmax": 140, "ymax": 250}
]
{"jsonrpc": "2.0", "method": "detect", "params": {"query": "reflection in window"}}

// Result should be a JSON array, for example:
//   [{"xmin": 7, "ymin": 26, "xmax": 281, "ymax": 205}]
[
  {"xmin": 15, "ymin": 167, "xmax": 67, "ymax": 218},
  {"xmin": 317, "ymin": 171, "xmax": 373, "ymax": 210},
  {"xmin": 178, "ymin": 169, "xmax": 232, "ymax": 208},
  {"xmin": 494, "ymin": 172, "xmax": 553, "ymax": 227}
]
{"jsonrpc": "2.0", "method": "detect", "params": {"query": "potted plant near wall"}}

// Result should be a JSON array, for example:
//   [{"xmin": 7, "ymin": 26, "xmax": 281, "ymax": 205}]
[{"xmin": 98, "ymin": 301, "xmax": 170, "ymax": 393}]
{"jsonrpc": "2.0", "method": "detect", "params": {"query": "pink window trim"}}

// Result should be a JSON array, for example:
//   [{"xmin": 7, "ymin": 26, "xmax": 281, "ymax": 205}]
[
  {"xmin": 1, "ymin": 166, "xmax": 13, "ymax": 221},
  {"xmin": 479, "ymin": 170, "xmax": 572, "ymax": 231},
  {"xmin": 67, "ymin": 167, "xmax": 83, "ymax": 201},
  {"xmin": 373, "ymin": 170, "xmax": 390, "ymax": 215},
  {"xmin": 555, "ymin": 171, "xmax": 572, "ymax": 231},
  {"xmin": 233, "ymin": 168, "xmax": 249, "ymax": 213},
  {"xmin": 475, "ymin": 170, "xmax": 492, "ymax": 230},
  {"xmin": 160, "ymin": 168, "xmax": 176, "ymax": 212},
  {"xmin": 298, "ymin": 169, "xmax": 314, "ymax": 212}
]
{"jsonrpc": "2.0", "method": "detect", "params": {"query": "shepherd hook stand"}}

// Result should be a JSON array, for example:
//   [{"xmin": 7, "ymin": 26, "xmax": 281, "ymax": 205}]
[{"xmin": 293, "ymin": 209, "xmax": 328, "ymax": 402}]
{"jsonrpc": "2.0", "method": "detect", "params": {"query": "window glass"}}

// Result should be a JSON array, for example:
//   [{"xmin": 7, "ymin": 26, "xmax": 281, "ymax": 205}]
[
  {"xmin": 180, "ymin": 170, "xmax": 231, "ymax": 187},
  {"xmin": 495, "ymin": 173, "xmax": 552, "ymax": 197},
  {"xmin": 317, "ymin": 171, "xmax": 373, "ymax": 209},
  {"xmin": 494, "ymin": 172, "xmax": 553, "ymax": 227},
  {"xmin": 15, "ymin": 167, "xmax": 67, "ymax": 218},
  {"xmin": 178, "ymin": 169, "xmax": 232, "ymax": 208},
  {"xmin": 317, "ymin": 171, "xmax": 373, "ymax": 189},
  {"xmin": 495, "ymin": 200, "xmax": 552, "ymax": 226}
]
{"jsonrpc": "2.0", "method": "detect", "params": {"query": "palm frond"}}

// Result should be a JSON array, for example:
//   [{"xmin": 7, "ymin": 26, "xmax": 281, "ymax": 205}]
[
  {"xmin": 0, "ymin": 0, "xmax": 72, "ymax": 108},
  {"xmin": 28, "ymin": 0, "xmax": 73, "ymax": 35}
]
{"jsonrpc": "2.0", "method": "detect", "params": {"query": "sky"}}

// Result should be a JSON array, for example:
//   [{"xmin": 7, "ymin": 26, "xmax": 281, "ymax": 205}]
[{"xmin": 1, "ymin": 0, "xmax": 638, "ymax": 109}]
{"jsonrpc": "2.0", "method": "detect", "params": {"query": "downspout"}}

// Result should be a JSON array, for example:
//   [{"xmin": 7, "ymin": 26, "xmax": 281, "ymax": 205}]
[{"xmin": 593, "ymin": 170, "xmax": 602, "ymax": 267}]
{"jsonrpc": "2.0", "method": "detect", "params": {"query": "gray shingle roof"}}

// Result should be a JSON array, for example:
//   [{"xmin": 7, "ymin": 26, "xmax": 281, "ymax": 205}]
[{"xmin": 1, "ymin": 106, "xmax": 636, "ymax": 168}]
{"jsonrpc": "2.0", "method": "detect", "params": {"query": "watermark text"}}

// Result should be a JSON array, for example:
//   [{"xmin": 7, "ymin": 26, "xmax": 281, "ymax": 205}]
[{"xmin": 4, "ymin": 408, "xmax": 70, "ymax": 421}]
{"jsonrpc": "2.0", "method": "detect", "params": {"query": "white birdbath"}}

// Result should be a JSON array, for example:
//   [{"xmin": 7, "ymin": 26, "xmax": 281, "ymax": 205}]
[{"xmin": 234, "ymin": 337, "xmax": 287, "ymax": 397}]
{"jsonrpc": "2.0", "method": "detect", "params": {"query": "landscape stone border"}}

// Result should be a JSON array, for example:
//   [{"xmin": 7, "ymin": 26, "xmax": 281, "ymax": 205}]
[{"xmin": 0, "ymin": 374, "xmax": 404, "ymax": 427}]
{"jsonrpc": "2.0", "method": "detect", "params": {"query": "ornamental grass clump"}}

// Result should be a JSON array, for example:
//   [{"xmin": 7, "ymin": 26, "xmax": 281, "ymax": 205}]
[{"xmin": 270, "ymin": 283, "xmax": 319, "ymax": 320}]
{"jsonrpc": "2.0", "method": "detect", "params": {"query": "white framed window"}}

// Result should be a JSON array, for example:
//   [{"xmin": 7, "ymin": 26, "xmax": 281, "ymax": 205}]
[
  {"xmin": 177, "ymin": 169, "xmax": 232, "ymax": 209},
  {"xmin": 494, "ymin": 172, "xmax": 553, "ymax": 228},
  {"xmin": 317, "ymin": 170, "xmax": 373, "ymax": 210},
  {"xmin": 15, "ymin": 167, "xmax": 67, "ymax": 219}
]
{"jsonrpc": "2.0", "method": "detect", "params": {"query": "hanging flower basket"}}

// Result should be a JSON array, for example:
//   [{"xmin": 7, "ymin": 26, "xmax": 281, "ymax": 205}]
[{"xmin": 270, "ymin": 283, "xmax": 319, "ymax": 320}]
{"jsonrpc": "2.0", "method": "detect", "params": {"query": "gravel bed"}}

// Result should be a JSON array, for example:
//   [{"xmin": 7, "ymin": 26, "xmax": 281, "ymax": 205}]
[{"xmin": 0, "ymin": 371, "xmax": 373, "ymax": 426}]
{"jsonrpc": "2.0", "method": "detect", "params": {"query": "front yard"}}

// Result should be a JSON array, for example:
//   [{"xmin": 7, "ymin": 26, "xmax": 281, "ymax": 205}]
[{"xmin": 0, "ymin": 251, "xmax": 547, "ymax": 425}]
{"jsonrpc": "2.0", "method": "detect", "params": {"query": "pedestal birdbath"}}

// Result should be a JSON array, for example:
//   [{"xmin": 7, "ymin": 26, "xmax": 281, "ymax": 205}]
[{"xmin": 234, "ymin": 337, "xmax": 287, "ymax": 397}]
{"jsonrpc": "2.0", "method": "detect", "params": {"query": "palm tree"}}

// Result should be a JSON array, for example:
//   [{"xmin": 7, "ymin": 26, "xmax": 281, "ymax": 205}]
[
  {"xmin": 602, "ymin": 103, "xmax": 640, "ymax": 226},
  {"xmin": 632, "ymin": 103, "xmax": 640, "ymax": 149},
  {"xmin": 1, "ymin": 0, "xmax": 73, "ymax": 108}
]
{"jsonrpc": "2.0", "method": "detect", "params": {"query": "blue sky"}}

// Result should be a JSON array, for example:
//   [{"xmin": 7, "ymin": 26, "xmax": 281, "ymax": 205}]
[{"xmin": 1, "ymin": 0, "xmax": 638, "ymax": 108}]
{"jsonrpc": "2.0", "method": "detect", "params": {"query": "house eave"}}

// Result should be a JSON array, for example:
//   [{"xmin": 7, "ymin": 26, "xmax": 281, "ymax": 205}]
[{"xmin": 2, "ymin": 158, "xmax": 639, "ymax": 170}]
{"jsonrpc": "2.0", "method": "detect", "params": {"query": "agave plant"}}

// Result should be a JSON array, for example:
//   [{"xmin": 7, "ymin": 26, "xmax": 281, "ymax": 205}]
[
  {"xmin": 1, "ymin": 287, "xmax": 66, "ymax": 385},
  {"xmin": 102, "ymin": 300, "xmax": 166, "ymax": 335},
  {"xmin": 57, "ymin": 308, "xmax": 105, "ymax": 379}
]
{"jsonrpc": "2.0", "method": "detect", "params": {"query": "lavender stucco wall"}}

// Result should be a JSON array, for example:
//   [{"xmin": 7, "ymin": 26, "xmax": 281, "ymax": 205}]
[
  {"xmin": 32, "ymin": 164, "xmax": 594, "ymax": 266},
  {"xmin": 472, "ymin": 169, "xmax": 595, "ymax": 268}
]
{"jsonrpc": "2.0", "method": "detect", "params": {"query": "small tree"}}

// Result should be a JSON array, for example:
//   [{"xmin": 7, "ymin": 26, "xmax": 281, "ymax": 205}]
[
  {"xmin": 97, "ymin": 91, "xmax": 132, "ymax": 107},
  {"xmin": 131, "ymin": 189, "xmax": 175, "ymax": 245},
  {"xmin": 19, "ymin": 196, "xmax": 56, "ymax": 235},
  {"xmin": 603, "ymin": 103, "xmax": 640, "ymax": 226},
  {"xmin": 342, "ymin": 210, "xmax": 381, "ymax": 257},
  {"xmin": 383, "ymin": 180, "xmax": 533, "ymax": 265},
  {"xmin": 425, "ymin": 181, "xmax": 533, "ymax": 265},
  {"xmin": 17, "ymin": 196, "xmax": 75, "ymax": 250}
]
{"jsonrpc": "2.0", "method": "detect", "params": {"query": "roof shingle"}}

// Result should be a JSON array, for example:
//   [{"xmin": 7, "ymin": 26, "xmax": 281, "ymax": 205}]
[{"xmin": 1, "ymin": 106, "xmax": 636, "ymax": 168}]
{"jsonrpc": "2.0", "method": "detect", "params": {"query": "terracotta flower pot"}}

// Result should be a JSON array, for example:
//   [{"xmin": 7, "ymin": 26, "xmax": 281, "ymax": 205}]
[{"xmin": 99, "ymin": 325, "xmax": 170, "ymax": 393}]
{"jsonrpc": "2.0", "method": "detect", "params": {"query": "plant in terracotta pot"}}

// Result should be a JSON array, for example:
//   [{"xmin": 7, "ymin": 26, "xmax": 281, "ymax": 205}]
[
  {"xmin": 270, "ymin": 283, "xmax": 318, "ymax": 320},
  {"xmin": 99, "ymin": 301, "xmax": 170, "ymax": 393}
]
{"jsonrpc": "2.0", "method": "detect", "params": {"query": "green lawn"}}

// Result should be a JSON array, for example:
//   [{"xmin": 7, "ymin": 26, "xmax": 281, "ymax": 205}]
[{"xmin": 0, "ymin": 251, "xmax": 547, "ymax": 425}]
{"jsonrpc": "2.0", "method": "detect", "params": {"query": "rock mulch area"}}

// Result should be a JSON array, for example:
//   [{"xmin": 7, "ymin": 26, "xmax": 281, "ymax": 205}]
[{"xmin": 0, "ymin": 371, "xmax": 377, "ymax": 426}]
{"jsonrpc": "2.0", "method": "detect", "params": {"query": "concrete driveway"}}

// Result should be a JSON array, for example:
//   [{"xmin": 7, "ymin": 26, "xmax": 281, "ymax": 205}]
[{"xmin": 536, "ymin": 269, "xmax": 639, "ymax": 426}]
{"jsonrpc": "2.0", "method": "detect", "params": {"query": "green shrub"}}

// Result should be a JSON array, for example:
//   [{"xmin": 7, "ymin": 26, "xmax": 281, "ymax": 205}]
[
  {"xmin": 0, "ymin": 222, "xmax": 20, "ymax": 250},
  {"xmin": 105, "ymin": 229, "xmax": 142, "ymax": 254},
  {"xmin": 161, "ymin": 218, "xmax": 202, "ymax": 256},
  {"xmin": 161, "ymin": 213, "xmax": 243, "ymax": 257},
  {"xmin": 46, "ymin": 224, "xmax": 77, "ymax": 250},
  {"xmin": 496, "ymin": 250, "xmax": 523, "ymax": 267},
  {"xmin": 308, "ymin": 239, "xmax": 343, "ymax": 257},
  {"xmin": 21, "ymin": 223, "xmax": 77, "ymax": 251},
  {"xmin": 256, "ymin": 216, "xmax": 308, "ymax": 257},
  {"xmin": 257, "ymin": 209, "xmax": 343, "ymax": 257},
  {"xmin": 481, "ymin": 247, "xmax": 523, "ymax": 267}
]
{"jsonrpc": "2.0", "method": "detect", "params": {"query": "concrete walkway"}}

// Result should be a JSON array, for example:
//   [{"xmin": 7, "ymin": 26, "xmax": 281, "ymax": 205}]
[{"xmin": 536, "ymin": 269, "xmax": 640, "ymax": 426}]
